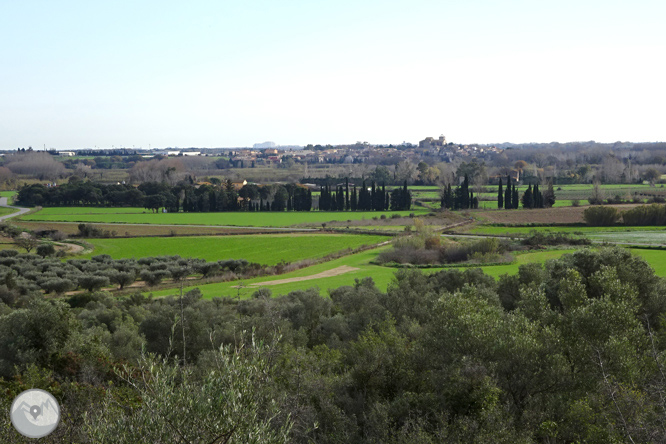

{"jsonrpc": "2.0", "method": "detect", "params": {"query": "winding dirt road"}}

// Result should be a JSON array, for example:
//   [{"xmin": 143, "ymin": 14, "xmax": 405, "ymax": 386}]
[{"xmin": 0, "ymin": 197, "xmax": 30, "ymax": 221}]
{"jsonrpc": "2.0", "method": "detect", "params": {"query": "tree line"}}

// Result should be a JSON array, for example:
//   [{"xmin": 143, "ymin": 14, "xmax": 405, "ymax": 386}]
[
  {"xmin": 441, "ymin": 174, "xmax": 556, "ymax": 210},
  {"xmin": 318, "ymin": 179, "xmax": 411, "ymax": 211},
  {"xmin": 584, "ymin": 202, "xmax": 666, "ymax": 226},
  {"xmin": 16, "ymin": 178, "xmax": 413, "ymax": 212}
]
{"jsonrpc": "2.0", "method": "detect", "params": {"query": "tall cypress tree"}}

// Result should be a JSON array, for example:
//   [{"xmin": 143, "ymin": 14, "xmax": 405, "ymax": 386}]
[
  {"xmin": 522, "ymin": 184, "xmax": 533, "ymax": 209},
  {"xmin": 498, "ymin": 178, "xmax": 504, "ymax": 209},
  {"xmin": 359, "ymin": 180, "xmax": 368, "ymax": 210},
  {"xmin": 505, "ymin": 175, "xmax": 512, "ymax": 210},
  {"xmin": 403, "ymin": 180, "xmax": 411, "ymax": 210},
  {"xmin": 461, "ymin": 175, "xmax": 470, "ymax": 209},
  {"xmin": 351, "ymin": 186, "xmax": 357, "ymax": 211},
  {"xmin": 512, "ymin": 183, "xmax": 519, "ymax": 209},
  {"xmin": 370, "ymin": 180, "xmax": 377, "ymax": 210},
  {"xmin": 345, "ymin": 178, "xmax": 350, "ymax": 211}
]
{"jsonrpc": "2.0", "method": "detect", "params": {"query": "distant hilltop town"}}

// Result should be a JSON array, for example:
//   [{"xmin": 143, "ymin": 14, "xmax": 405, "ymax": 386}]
[{"xmin": 18, "ymin": 134, "xmax": 504, "ymax": 168}]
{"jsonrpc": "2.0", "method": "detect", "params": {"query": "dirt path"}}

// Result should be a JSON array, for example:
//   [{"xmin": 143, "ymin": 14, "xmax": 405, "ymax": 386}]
[
  {"xmin": 56, "ymin": 242, "xmax": 85, "ymax": 254},
  {"xmin": 243, "ymin": 265, "xmax": 360, "ymax": 287},
  {"xmin": 0, "ymin": 197, "xmax": 30, "ymax": 221}
]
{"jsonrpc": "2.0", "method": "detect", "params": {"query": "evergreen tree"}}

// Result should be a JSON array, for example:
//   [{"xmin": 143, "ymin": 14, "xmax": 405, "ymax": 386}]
[
  {"xmin": 543, "ymin": 181, "xmax": 556, "ymax": 208},
  {"xmin": 461, "ymin": 175, "xmax": 470, "ymax": 209},
  {"xmin": 522, "ymin": 184, "xmax": 533, "ymax": 209},
  {"xmin": 351, "ymin": 186, "xmax": 357, "ymax": 211},
  {"xmin": 403, "ymin": 180, "xmax": 411, "ymax": 210},
  {"xmin": 512, "ymin": 183, "xmax": 519, "ymax": 209},
  {"xmin": 533, "ymin": 183, "xmax": 541, "ymax": 208},
  {"xmin": 505, "ymin": 175, "xmax": 512, "ymax": 210},
  {"xmin": 318, "ymin": 186, "xmax": 325, "ymax": 211},
  {"xmin": 448, "ymin": 183, "xmax": 453, "ymax": 209},
  {"xmin": 358, "ymin": 180, "xmax": 366, "ymax": 210},
  {"xmin": 498, "ymin": 178, "xmax": 504, "ymax": 209},
  {"xmin": 370, "ymin": 180, "xmax": 377, "ymax": 210},
  {"xmin": 345, "ymin": 178, "xmax": 350, "ymax": 211}
]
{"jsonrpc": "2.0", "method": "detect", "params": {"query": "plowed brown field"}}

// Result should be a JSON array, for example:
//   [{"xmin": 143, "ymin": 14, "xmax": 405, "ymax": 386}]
[{"xmin": 472, "ymin": 204, "xmax": 644, "ymax": 225}]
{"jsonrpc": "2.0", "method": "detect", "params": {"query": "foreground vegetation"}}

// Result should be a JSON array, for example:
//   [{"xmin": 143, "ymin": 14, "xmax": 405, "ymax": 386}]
[{"xmin": 1, "ymin": 247, "xmax": 666, "ymax": 442}]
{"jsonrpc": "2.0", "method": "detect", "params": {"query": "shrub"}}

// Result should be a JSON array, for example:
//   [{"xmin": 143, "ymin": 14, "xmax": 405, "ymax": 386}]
[
  {"xmin": 198, "ymin": 262, "xmax": 221, "ymax": 277},
  {"xmin": 424, "ymin": 236, "xmax": 441, "ymax": 250},
  {"xmin": 376, "ymin": 246, "xmax": 439, "ymax": 265},
  {"xmin": 40, "ymin": 278, "xmax": 76, "ymax": 294},
  {"xmin": 78, "ymin": 275, "xmax": 111, "ymax": 292},
  {"xmin": 36, "ymin": 243, "xmax": 56, "ymax": 258},
  {"xmin": 110, "ymin": 271, "xmax": 136, "ymax": 289},
  {"xmin": 583, "ymin": 206, "xmax": 619, "ymax": 226},
  {"xmin": 571, "ymin": 199, "xmax": 580, "ymax": 207},
  {"xmin": 622, "ymin": 204, "xmax": 666, "ymax": 226},
  {"xmin": 140, "ymin": 270, "xmax": 170, "ymax": 287},
  {"xmin": 521, "ymin": 230, "xmax": 591, "ymax": 246},
  {"xmin": 393, "ymin": 235, "xmax": 425, "ymax": 250}
]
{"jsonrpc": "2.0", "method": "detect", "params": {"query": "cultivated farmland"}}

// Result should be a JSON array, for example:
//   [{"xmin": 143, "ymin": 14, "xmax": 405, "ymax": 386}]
[
  {"xmin": 22, "ymin": 208, "xmax": 429, "ymax": 227},
  {"xmin": 81, "ymin": 233, "xmax": 390, "ymax": 264}
]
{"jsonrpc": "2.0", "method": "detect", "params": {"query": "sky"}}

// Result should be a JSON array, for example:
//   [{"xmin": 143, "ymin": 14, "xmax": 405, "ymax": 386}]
[{"xmin": 1, "ymin": 0, "xmax": 665, "ymax": 149}]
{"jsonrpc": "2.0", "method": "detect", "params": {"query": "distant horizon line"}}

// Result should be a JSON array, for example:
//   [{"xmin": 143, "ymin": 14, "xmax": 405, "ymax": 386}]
[{"xmin": 3, "ymin": 139, "xmax": 665, "ymax": 152}]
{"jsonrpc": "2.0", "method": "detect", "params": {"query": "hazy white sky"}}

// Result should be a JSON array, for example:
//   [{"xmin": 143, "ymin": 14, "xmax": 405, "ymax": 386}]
[{"xmin": 1, "ymin": 0, "xmax": 665, "ymax": 149}]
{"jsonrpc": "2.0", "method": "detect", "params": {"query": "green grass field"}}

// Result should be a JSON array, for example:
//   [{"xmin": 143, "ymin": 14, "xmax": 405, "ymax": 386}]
[
  {"xmin": 0, "ymin": 206, "xmax": 18, "ymax": 217},
  {"xmin": 0, "ymin": 191, "xmax": 17, "ymax": 205},
  {"xmin": 23, "ymin": 208, "xmax": 429, "ymax": 227},
  {"xmin": 28, "ymin": 207, "xmax": 148, "ymax": 215},
  {"xmin": 147, "ymin": 247, "xmax": 578, "ymax": 299},
  {"xmin": 631, "ymin": 249, "xmax": 666, "ymax": 276},
  {"xmin": 82, "ymin": 234, "xmax": 390, "ymax": 264}
]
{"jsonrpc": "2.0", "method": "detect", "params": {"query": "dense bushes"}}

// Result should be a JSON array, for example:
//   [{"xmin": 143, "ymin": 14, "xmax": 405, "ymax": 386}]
[
  {"xmin": 583, "ymin": 203, "xmax": 666, "ymax": 226},
  {"xmin": 377, "ymin": 236, "xmax": 508, "ymax": 265},
  {"xmin": 622, "ymin": 203, "xmax": 666, "ymax": 225},
  {"xmin": 520, "ymin": 230, "xmax": 591, "ymax": 246},
  {"xmin": 2, "ymin": 247, "xmax": 666, "ymax": 442},
  {"xmin": 0, "ymin": 252, "xmax": 259, "ymax": 296},
  {"xmin": 583, "ymin": 205, "xmax": 619, "ymax": 226}
]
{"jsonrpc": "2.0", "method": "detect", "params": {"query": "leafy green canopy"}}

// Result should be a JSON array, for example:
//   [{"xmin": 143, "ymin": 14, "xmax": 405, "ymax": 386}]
[{"xmin": 1, "ymin": 247, "xmax": 666, "ymax": 443}]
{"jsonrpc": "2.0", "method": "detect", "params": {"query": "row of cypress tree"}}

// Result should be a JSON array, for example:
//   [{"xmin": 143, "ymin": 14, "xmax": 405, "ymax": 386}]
[
  {"xmin": 441, "ymin": 174, "xmax": 556, "ymax": 211},
  {"xmin": 319, "ymin": 179, "xmax": 412, "ymax": 211},
  {"xmin": 498, "ymin": 175, "xmax": 555, "ymax": 209},
  {"xmin": 440, "ymin": 175, "xmax": 480, "ymax": 210}
]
